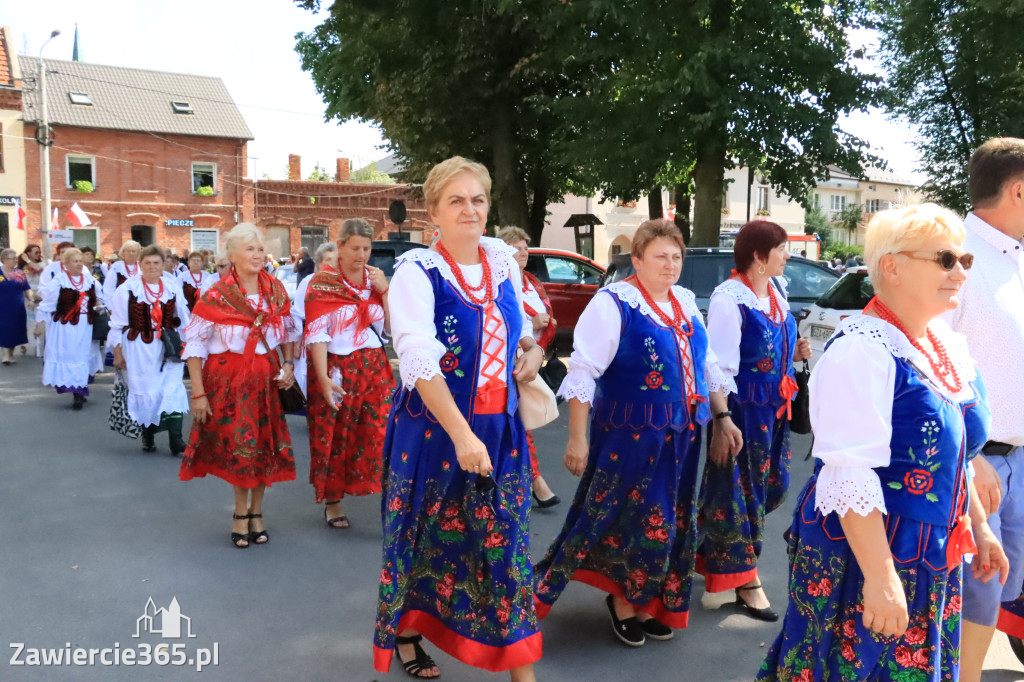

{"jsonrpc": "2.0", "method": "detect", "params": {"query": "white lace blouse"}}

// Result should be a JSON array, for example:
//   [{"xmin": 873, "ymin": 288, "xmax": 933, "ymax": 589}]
[
  {"xmin": 812, "ymin": 314, "xmax": 977, "ymax": 518},
  {"xmin": 707, "ymin": 277, "xmax": 793, "ymax": 377},
  {"xmin": 389, "ymin": 237, "xmax": 532, "ymax": 389},
  {"xmin": 181, "ymin": 294, "xmax": 300, "ymax": 361},
  {"xmin": 557, "ymin": 281, "xmax": 735, "ymax": 405}
]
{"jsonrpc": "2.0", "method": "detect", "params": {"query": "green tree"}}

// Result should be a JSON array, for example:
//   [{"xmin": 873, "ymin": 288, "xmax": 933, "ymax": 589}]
[
  {"xmin": 307, "ymin": 162, "xmax": 332, "ymax": 182},
  {"xmin": 351, "ymin": 162, "xmax": 396, "ymax": 184},
  {"xmin": 876, "ymin": 0, "xmax": 1024, "ymax": 213},
  {"xmin": 833, "ymin": 203, "xmax": 863, "ymax": 244}
]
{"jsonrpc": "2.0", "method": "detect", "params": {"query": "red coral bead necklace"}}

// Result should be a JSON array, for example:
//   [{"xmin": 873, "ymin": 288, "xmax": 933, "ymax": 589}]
[
  {"xmin": 737, "ymin": 273, "xmax": 783, "ymax": 324},
  {"xmin": 437, "ymin": 241, "xmax": 493, "ymax": 305},
  {"xmin": 866, "ymin": 296, "xmax": 962, "ymax": 394},
  {"xmin": 630, "ymin": 276, "xmax": 694, "ymax": 338}
]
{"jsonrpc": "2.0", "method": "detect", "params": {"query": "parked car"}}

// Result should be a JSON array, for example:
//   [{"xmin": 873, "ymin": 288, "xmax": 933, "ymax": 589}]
[
  {"xmin": 601, "ymin": 248, "xmax": 840, "ymax": 318},
  {"xmin": 797, "ymin": 267, "xmax": 872, "ymax": 368},
  {"xmin": 523, "ymin": 248, "xmax": 606, "ymax": 350},
  {"xmin": 369, "ymin": 239, "xmax": 427, "ymax": 279},
  {"xmin": 275, "ymin": 264, "xmax": 298, "ymax": 301}
]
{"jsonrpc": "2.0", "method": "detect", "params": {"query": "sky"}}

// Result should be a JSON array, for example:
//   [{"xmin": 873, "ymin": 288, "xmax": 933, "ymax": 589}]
[{"xmin": 8, "ymin": 1, "xmax": 924, "ymax": 182}]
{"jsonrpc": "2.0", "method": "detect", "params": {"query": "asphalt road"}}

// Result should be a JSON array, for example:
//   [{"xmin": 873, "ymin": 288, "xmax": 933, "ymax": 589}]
[{"xmin": 1, "ymin": 356, "xmax": 1022, "ymax": 682}]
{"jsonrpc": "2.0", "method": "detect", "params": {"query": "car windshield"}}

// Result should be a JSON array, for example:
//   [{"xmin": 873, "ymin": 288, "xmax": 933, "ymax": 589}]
[
  {"xmin": 277, "ymin": 266, "xmax": 296, "ymax": 284},
  {"xmin": 780, "ymin": 260, "xmax": 840, "ymax": 301},
  {"xmin": 816, "ymin": 272, "xmax": 874, "ymax": 310}
]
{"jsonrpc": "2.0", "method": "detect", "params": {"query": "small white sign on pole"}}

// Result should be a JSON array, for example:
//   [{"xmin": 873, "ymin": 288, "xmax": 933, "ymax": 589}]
[
  {"xmin": 191, "ymin": 229, "xmax": 220, "ymax": 253},
  {"xmin": 47, "ymin": 229, "xmax": 74, "ymax": 244}
]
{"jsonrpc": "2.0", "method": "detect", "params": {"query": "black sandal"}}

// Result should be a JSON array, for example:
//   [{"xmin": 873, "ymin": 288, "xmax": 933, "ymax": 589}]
[
  {"xmin": 324, "ymin": 504, "xmax": 350, "ymax": 530},
  {"xmin": 394, "ymin": 634, "xmax": 440, "ymax": 679},
  {"xmin": 735, "ymin": 584, "xmax": 778, "ymax": 622},
  {"xmin": 248, "ymin": 512, "xmax": 269, "ymax": 545},
  {"xmin": 230, "ymin": 513, "xmax": 250, "ymax": 549}
]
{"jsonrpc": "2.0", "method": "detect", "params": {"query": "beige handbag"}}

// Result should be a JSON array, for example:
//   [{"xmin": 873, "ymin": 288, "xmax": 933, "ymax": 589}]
[{"xmin": 515, "ymin": 353, "xmax": 559, "ymax": 430}]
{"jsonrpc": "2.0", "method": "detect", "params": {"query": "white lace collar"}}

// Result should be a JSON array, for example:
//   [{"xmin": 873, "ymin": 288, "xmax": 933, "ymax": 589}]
[
  {"xmin": 396, "ymin": 236, "xmax": 519, "ymax": 290},
  {"xmin": 605, "ymin": 281, "xmax": 701, "ymax": 322},
  {"xmin": 714, "ymin": 277, "xmax": 791, "ymax": 313},
  {"xmin": 833, "ymin": 314, "xmax": 977, "ymax": 396}
]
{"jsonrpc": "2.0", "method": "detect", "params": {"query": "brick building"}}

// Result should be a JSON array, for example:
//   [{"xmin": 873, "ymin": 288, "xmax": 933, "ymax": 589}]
[
  {"xmin": 254, "ymin": 154, "xmax": 430, "ymax": 258},
  {"xmin": 20, "ymin": 56, "xmax": 252, "ymax": 257},
  {"xmin": 0, "ymin": 27, "xmax": 27, "ymax": 252}
]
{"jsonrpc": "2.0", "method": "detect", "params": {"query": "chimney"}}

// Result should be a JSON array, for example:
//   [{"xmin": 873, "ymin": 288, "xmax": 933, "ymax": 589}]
[
  {"xmin": 336, "ymin": 158, "xmax": 350, "ymax": 183},
  {"xmin": 288, "ymin": 154, "xmax": 301, "ymax": 181}
]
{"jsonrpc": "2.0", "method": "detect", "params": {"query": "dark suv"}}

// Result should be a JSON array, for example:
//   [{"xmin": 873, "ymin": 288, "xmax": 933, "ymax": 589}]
[
  {"xmin": 370, "ymin": 239, "xmax": 427, "ymax": 278},
  {"xmin": 600, "ymin": 248, "xmax": 839, "ymax": 317}
]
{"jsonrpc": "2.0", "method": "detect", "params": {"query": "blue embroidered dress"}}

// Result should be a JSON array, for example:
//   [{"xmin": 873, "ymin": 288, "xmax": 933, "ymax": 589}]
[
  {"xmin": 757, "ymin": 314, "xmax": 988, "ymax": 682},
  {"xmin": 698, "ymin": 277, "xmax": 797, "ymax": 591},
  {"xmin": 534, "ymin": 281, "xmax": 733, "ymax": 628},
  {"xmin": 373, "ymin": 238, "xmax": 541, "ymax": 673}
]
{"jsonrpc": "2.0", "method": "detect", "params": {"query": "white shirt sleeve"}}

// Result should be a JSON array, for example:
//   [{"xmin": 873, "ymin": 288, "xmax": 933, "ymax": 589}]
[
  {"xmin": 36, "ymin": 276, "xmax": 59, "ymax": 321},
  {"xmin": 557, "ymin": 291, "xmax": 622, "ymax": 404},
  {"xmin": 102, "ymin": 263, "xmax": 120, "ymax": 304},
  {"xmin": 105, "ymin": 283, "xmax": 130, "ymax": 349},
  {"xmin": 390, "ymin": 262, "xmax": 446, "ymax": 389},
  {"xmin": 811, "ymin": 333, "xmax": 895, "ymax": 517},
  {"xmin": 509, "ymin": 259, "xmax": 533, "ymax": 342},
  {"xmin": 706, "ymin": 290, "xmax": 743, "ymax": 377}
]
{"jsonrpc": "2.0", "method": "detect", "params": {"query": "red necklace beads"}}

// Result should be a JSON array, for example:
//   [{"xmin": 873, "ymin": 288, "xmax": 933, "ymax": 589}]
[
  {"xmin": 189, "ymin": 270, "xmax": 204, "ymax": 286},
  {"xmin": 738, "ymin": 274, "xmax": 783, "ymax": 323},
  {"xmin": 62, "ymin": 264, "xmax": 85, "ymax": 290},
  {"xmin": 437, "ymin": 242, "xmax": 493, "ymax": 305},
  {"xmin": 866, "ymin": 296, "xmax": 962, "ymax": 394},
  {"xmin": 232, "ymin": 267, "xmax": 265, "ymax": 313},
  {"xmin": 631, "ymin": 276, "xmax": 694, "ymax": 338},
  {"xmin": 142, "ymin": 278, "xmax": 165, "ymax": 333},
  {"xmin": 340, "ymin": 267, "xmax": 369, "ymax": 294},
  {"xmin": 125, "ymin": 262, "xmax": 138, "ymax": 277}
]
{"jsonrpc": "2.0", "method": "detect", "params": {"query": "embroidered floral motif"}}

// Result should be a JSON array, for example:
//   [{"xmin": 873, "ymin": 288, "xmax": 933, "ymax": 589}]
[
  {"xmin": 751, "ymin": 329, "xmax": 779, "ymax": 375},
  {"xmin": 640, "ymin": 336, "xmax": 670, "ymax": 392},
  {"xmin": 886, "ymin": 420, "xmax": 941, "ymax": 503},
  {"xmin": 440, "ymin": 314, "xmax": 465, "ymax": 378}
]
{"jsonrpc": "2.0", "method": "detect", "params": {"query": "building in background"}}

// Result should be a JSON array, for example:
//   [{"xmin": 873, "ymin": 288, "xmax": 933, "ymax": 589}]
[
  {"xmin": 21, "ymin": 56, "xmax": 252, "ymax": 257},
  {"xmin": 0, "ymin": 27, "xmax": 26, "ymax": 252}
]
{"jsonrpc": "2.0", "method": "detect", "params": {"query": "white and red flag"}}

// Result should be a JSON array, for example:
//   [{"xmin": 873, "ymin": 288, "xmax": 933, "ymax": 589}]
[
  {"xmin": 13, "ymin": 198, "xmax": 26, "ymax": 231},
  {"xmin": 50, "ymin": 207, "xmax": 59, "ymax": 231},
  {"xmin": 67, "ymin": 202, "xmax": 91, "ymax": 228}
]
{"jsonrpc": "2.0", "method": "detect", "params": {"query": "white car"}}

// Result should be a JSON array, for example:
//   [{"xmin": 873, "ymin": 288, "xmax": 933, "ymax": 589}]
[{"xmin": 796, "ymin": 267, "xmax": 872, "ymax": 369}]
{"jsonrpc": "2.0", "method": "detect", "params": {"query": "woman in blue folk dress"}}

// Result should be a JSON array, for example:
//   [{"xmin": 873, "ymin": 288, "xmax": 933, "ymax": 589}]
[
  {"xmin": 534, "ymin": 219, "xmax": 740, "ymax": 647},
  {"xmin": 373, "ymin": 157, "xmax": 544, "ymax": 681},
  {"xmin": 697, "ymin": 220, "xmax": 811, "ymax": 621},
  {"xmin": 758, "ymin": 204, "xmax": 1009, "ymax": 681}
]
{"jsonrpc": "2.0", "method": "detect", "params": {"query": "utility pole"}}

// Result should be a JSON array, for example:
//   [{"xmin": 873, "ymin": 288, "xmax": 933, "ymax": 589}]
[{"xmin": 37, "ymin": 30, "xmax": 60, "ymax": 261}]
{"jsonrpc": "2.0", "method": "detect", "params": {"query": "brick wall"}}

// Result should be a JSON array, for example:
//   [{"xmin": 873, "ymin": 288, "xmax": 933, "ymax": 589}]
[
  {"xmin": 0, "ymin": 88, "xmax": 21, "ymax": 110},
  {"xmin": 23, "ymin": 124, "xmax": 249, "ymax": 256}
]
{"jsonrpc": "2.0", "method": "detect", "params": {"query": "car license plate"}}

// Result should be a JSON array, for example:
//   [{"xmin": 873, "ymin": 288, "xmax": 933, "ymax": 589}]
[{"xmin": 810, "ymin": 325, "xmax": 833, "ymax": 340}]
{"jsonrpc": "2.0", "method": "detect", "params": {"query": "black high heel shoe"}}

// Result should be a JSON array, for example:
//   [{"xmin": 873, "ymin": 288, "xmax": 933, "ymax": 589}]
[
  {"xmin": 248, "ymin": 512, "xmax": 269, "ymax": 545},
  {"xmin": 735, "ymin": 584, "xmax": 779, "ymax": 622},
  {"xmin": 532, "ymin": 491, "xmax": 561, "ymax": 509},
  {"xmin": 230, "ymin": 513, "xmax": 250, "ymax": 549}
]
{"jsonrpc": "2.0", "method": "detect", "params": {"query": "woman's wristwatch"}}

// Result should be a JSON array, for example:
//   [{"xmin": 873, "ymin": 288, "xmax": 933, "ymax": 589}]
[
  {"xmin": 283, "ymin": 359, "xmax": 295, "ymax": 366},
  {"xmin": 714, "ymin": 410, "xmax": 733, "ymax": 420}
]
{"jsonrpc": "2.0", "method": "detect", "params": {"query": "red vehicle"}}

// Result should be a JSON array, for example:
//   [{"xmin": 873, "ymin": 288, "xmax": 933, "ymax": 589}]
[{"xmin": 524, "ymin": 248, "xmax": 606, "ymax": 351}]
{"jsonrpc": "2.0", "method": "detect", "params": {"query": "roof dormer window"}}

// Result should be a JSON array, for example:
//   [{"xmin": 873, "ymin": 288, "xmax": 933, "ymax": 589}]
[
  {"xmin": 171, "ymin": 101, "xmax": 194, "ymax": 114},
  {"xmin": 69, "ymin": 92, "xmax": 92, "ymax": 106}
]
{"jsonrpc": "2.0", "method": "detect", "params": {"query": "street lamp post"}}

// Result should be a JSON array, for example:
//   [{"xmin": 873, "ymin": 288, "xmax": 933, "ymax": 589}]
[{"xmin": 37, "ymin": 30, "xmax": 60, "ymax": 262}]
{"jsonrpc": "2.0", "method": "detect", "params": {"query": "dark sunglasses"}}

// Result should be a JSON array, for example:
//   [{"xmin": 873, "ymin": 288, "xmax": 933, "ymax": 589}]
[
  {"xmin": 898, "ymin": 250, "xmax": 974, "ymax": 271},
  {"xmin": 474, "ymin": 474, "xmax": 514, "ymax": 520}
]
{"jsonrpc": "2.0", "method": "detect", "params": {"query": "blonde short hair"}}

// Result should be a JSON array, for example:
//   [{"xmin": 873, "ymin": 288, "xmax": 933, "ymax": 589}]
[
  {"xmin": 496, "ymin": 226, "xmax": 530, "ymax": 246},
  {"xmin": 223, "ymin": 223, "xmax": 265, "ymax": 256},
  {"xmin": 422, "ymin": 156, "xmax": 491, "ymax": 209},
  {"xmin": 61, "ymin": 248, "xmax": 83, "ymax": 266},
  {"xmin": 118, "ymin": 240, "xmax": 141, "ymax": 259},
  {"xmin": 864, "ymin": 203, "xmax": 966, "ymax": 284}
]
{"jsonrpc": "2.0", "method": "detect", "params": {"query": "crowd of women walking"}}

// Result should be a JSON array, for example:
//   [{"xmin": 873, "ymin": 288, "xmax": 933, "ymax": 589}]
[{"xmin": 4, "ymin": 140, "xmax": 1023, "ymax": 681}]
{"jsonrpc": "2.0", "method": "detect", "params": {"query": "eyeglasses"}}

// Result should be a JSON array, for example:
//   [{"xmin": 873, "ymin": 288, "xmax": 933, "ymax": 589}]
[
  {"xmin": 897, "ymin": 250, "xmax": 974, "ymax": 271},
  {"xmin": 216, "ymin": 263, "xmax": 230, "ymax": 270}
]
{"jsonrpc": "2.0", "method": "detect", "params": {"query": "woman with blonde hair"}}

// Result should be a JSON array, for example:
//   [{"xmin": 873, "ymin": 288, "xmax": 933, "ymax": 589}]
[
  {"xmin": 304, "ymin": 218, "xmax": 394, "ymax": 529},
  {"xmin": 758, "ymin": 204, "xmax": 1007, "ymax": 681},
  {"xmin": 104, "ymin": 240, "xmax": 142, "ymax": 301},
  {"xmin": 373, "ymin": 157, "xmax": 543, "ymax": 681},
  {"xmin": 496, "ymin": 225, "xmax": 560, "ymax": 508},
  {"xmin": 179, "ymin": 223, "xmax": 299, "ymax": 549},
  {"xmin": 34, "ymin": 247, "xmax": 103, "ymax": 409}
]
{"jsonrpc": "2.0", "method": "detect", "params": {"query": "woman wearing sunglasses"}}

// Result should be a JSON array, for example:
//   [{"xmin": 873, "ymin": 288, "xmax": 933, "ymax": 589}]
[
  {"xmin": 758, "ymin": 204, "xmax": 1006, "ymax": 681},
  {"xmin": 534, "ymin": 219, "xmax": 737, "ymax": 647},
  {"xmin": 373, "ymin": 157, "xmax": 543, "ymax": 681}
]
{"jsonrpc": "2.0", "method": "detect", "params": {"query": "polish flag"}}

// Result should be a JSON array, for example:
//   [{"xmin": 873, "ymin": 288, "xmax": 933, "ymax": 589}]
[
  {"xmin": 51, "ymin": 207, "xmax": 59, "ymax": 231},
  {"xmin": 13, "ymin": 199, "xmax": 26, "ymax": 231},
  {"xmin": 67, "ymin": 202, "xmax": 92, "ymax": 228}
]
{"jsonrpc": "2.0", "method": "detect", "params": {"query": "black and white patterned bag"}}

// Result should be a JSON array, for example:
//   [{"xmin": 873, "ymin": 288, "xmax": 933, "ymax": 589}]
[{"xmin": 108, "ymin": 370, "xmax": 142, "ymax": 439}]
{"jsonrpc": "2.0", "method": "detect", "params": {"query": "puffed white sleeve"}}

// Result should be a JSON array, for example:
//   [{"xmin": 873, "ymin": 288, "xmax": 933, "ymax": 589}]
[
  {"xmin": 390, "ymin": 262, "xmax": 446, "ymax": 389},
  {"xmin": 102, "ymin": 264, "xmax": 119, "ymax": 304},
  {"xmin": 105, "ymin": 283, "xmax": 130, "ymax": 349},
  {"xmin": 182, "ymin": 313, "xmax": 215, "ymax": 361},
  {"xmin": 35, "ymin": 276, "xmax": 59, "ymax": 321},
  {"xmin": 557, "ymin": 291, "xmax": 622, "ymax": 404},
  {"xmin": 706, "ymin": 290, "xmax": 742, "ymax": 377},
  {"xmin": 812, "ymin": 334, "xmax": 896, "ymax": 517},
  {"xmin": 174, "ymin": 285, "xmax": 191, "ymax": 330},
  {"xmin": 510, "ymin": 259, "xmax": 533, "ymax": 342}
]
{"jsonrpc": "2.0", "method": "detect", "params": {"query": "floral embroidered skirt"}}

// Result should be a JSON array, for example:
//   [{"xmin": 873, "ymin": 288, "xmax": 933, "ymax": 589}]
[
  {"xmin": 306, "ymin": 347, "xmax": 395, "ymax": 502},
  {"xmin": 179, "ymin": 351, "xmax": 296, "ymax": 489},
  {"xmin": 758, "ymin": 476, "xmax": 964, "ymax": 682},
  {"xmin": 373, "ymin": 401, "xmax": 541, "ymax": 673},
  {"xmin": 697, "ymin": 394, "xmax": 791, "ymax": 591},
  {"xmin": 533, "ymin": 420, "xmax": 704, "ymax": 629}
]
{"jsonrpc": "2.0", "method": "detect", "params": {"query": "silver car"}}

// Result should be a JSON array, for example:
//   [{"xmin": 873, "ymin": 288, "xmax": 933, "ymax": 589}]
[{"xmin": 797, "ymin": 267, "xmax": 872, "ymax": 368}]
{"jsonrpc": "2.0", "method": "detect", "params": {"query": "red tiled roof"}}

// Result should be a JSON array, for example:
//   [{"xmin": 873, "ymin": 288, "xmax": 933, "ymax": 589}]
[{"xmin": 0, "ymin": 28, "xmax": 12, "ymax": 87}]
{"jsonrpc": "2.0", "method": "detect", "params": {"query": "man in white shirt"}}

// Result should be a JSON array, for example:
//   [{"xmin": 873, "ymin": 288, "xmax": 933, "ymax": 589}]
[{"xmin": 950, "ymin": 138, "xmax": 1024, "ymax": 682}]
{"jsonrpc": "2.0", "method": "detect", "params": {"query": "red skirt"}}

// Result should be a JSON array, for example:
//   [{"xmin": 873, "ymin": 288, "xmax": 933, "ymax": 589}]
[
  {"xmin": 306, "ymin": 347, "xmax": 395, "ymax": 502},
  {"xmin": 179, "ymin": 351, "xmax": 296, "ymax": 489}
]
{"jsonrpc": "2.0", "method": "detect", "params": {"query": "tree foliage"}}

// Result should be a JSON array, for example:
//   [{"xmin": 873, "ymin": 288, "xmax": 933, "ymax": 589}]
[
  {"xmin": 876, "ymin": 0, "xmax": 1024, "ymax": 213},
  {"xmin": 351, "ymin": 162, "xmax": 396, "ymax": 184},
  {"xmin": 306, "ymin": 162, "xmax": 332, "ymax": 182}
]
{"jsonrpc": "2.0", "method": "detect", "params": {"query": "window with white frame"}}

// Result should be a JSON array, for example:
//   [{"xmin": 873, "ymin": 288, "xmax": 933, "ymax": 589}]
[
  {"xmin": 865, "ymin": 199, "xmax": 891, "ymax": 214},
  {"xmin": 756, "ymin": 186, "xmax": 770, "ymax": 212},
  {"xmin": 812, "ymin": 193, "xmax": 821, "ymax": 208},
  {"xmin": 829, "ymin": 194, "xmax": 846, "ymax": 212},
  {"xmin": 192, "ymin": 162, "xmax": 216, "ymax": 194},
  {"xmin": 66, "ymin": 155, "xmax": 96, "ymax": 188}
]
